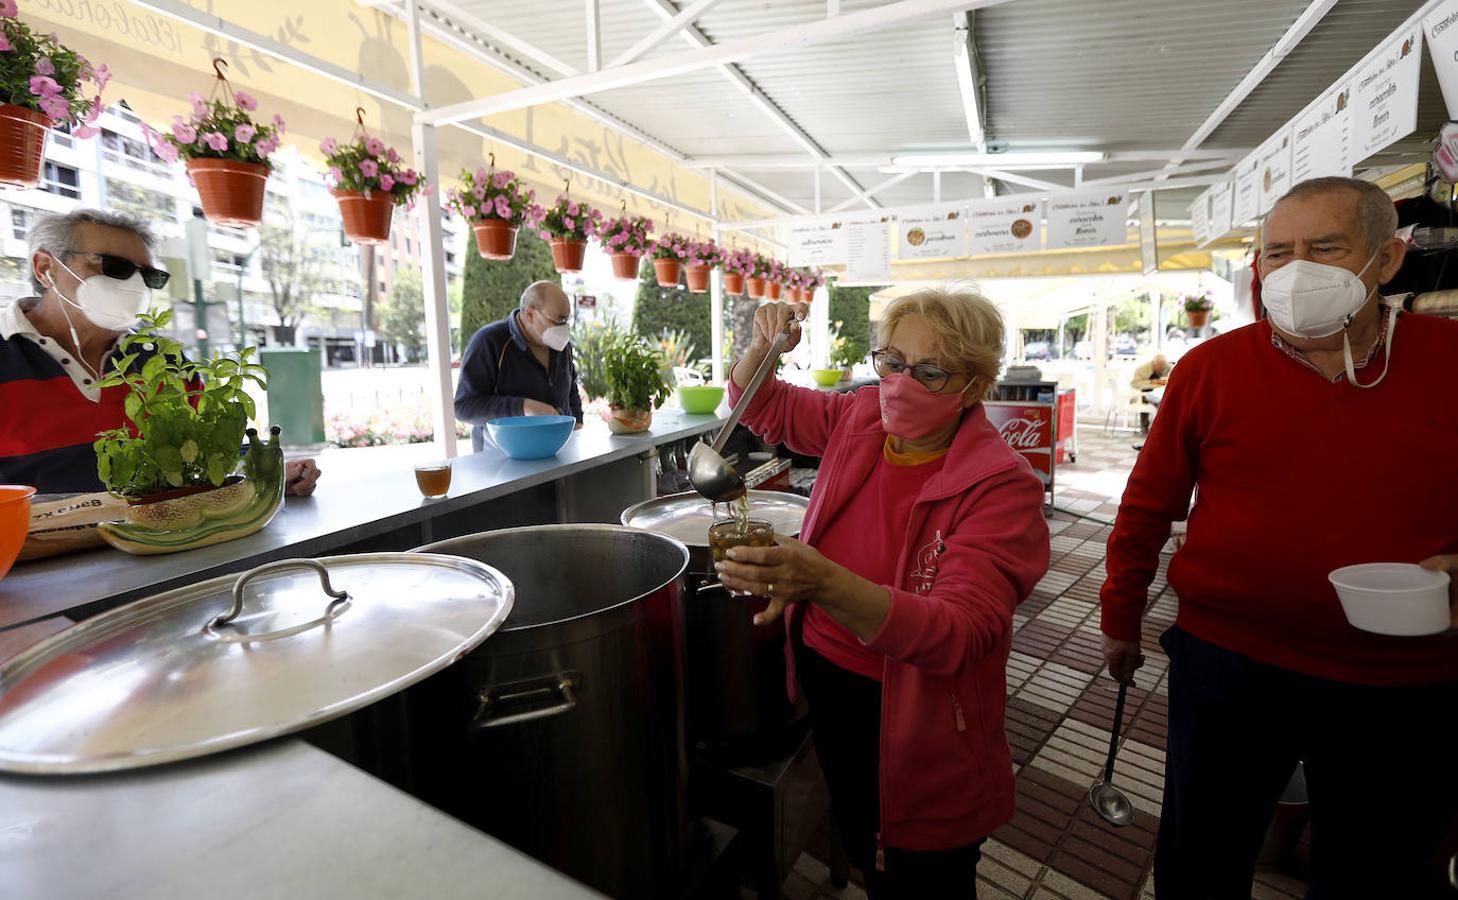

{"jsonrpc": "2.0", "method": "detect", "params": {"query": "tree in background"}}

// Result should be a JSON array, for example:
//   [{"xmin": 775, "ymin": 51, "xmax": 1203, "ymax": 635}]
[
  {"xmin": 631, "ymin": 257, "xmax": 713, "ymax": 370},
  {"xmin": 828, "ymin": 283, "xmax": 874, "ymax": 366},
  {"xmin": 258, "ymin": 211, "xmax": 326, "ymax": 345},
  {"xmin": 458, "ymin": 229, "xmax": 558, "ymax": 350},
  {"xmin": 380, "ymin": 268, "xmax": 426, "ymax": 362}
]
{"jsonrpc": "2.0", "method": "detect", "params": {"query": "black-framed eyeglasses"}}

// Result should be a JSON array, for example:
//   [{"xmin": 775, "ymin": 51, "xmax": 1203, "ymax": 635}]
[
  {"xmin": 69, "ymin": 251, "xmax": 171, "ymax": 290},
  {"xmin": 872, "ymin": 349, "xmax": 969, "ymax": 394}
]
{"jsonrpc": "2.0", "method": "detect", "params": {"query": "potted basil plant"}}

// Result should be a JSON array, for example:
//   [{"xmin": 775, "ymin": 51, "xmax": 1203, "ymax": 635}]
[
  {"xmin": 603, "ymin": 334, "xmax": 673, "ymax": 434},
  {"xmin": 92, "ymin": 310, "xmax": 286, "ymax": 555}
]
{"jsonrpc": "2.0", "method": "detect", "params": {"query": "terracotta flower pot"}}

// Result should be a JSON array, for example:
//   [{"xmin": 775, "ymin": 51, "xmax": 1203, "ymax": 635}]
[
  {"xmin": 746, "ymin": 277, "xmax": 767, "ymax": 299},
  {"xmin": 550, "ymin": 239, "xmax": 588, "ymax": 273},
  {"xmin": 684, "ymin": 265, "xmax": 711, "ymax": 293},
  {"xmin": 723, "ymin": 272, "xmax": 745, "ymax": 295},
  {"xmin": 607, "ymin": 405, "xmax": 653, "ymax": 435},
  {"xmin": 472, "ymin": 219, "xmax": 519, "ymax": 260},
  {"xmin": 610, "ymin": 252, "xmax": 640, "ymax": 280},
  {"xmin": 334, "ymin": 190, "xmax": 396, "ymax": 245},
  {"xmin": 1187, "ymin": 310, "xmax": 1210, "ymax": 329},
  {"xmin": 0, "ymin": 105, "xmax": 52, "ymax": 190},
  {"xmin": 187, "ymin": 158, "xmax": 270, "ymax": 228},
  {"xmin": 653, "ymin": 258, "xmax": 682, "ymax": 289},
  {"xmin": 766, "ymin": 282, "xmax": 783, "ymax": 301}
]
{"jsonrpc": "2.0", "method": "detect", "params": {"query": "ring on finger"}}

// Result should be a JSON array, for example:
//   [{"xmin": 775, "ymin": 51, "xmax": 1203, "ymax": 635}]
[{"xmin": 768, "ymin": 583, "xmax": 775, "ymax": 596}]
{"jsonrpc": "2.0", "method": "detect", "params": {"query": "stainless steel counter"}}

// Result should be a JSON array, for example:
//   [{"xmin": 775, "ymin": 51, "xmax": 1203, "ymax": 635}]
[
  {"xmin": 0, "ymin": 738, "xmax": 604, "ymax": 900},
  {"xmin": 0, "ymin": 410, "xmax": 726, "ymax": 630}
]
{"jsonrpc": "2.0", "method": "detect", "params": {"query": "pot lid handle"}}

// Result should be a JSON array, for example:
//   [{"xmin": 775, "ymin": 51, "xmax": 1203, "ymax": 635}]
[{"xmin": 210, "ymin": 559, "xmax": 350, "ymax": 629}]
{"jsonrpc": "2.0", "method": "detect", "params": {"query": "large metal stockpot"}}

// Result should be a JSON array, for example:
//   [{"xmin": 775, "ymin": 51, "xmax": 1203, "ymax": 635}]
[
  {"xmin": 408, "ymin": 524, "xmax": 691, "ymax": 900},
  {"xmin": 0, "ymin": 554, "xmax": 514, "ymax": 774},
  {"xmin": 621, "ymin": 491, "xmax": 808, "ymax": 751}
]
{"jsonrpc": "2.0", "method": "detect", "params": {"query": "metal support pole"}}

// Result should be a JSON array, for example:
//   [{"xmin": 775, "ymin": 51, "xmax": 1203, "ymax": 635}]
[
  {"xmin": 710, "ymin": 169, "xmax": 725, "ymax": 385},
  {"xmin": 193, "ymin": 277, "xmax": 209, "ymax": 359},
  {"xmin": 814, "ymin": 164, "xmax": 822, "ymax": 216},
  {"xmin": 933, "ymin": 169, "xmax": 942, "ymax": 203}
]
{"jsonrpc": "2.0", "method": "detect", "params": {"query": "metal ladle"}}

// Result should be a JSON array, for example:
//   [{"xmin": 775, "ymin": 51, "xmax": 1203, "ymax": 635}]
[
  {"xmin": 1088, "ymin": 679, "xmax": 1135, "ymax": 827},
  {"xmin": 689, "ymin": 324, "xmax": 797, "ymax": 503}
]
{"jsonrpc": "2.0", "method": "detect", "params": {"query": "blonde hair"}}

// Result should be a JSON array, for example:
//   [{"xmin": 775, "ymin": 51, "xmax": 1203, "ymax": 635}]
[{"xmin": 878, "ymin": 285, "xmax": 1005, "ymax": 401}]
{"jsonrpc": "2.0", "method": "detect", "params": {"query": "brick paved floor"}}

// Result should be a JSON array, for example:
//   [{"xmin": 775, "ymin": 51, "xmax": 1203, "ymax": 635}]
[{"xmin": 783, "ymin": 427, "xmax": 1311, "ymax": 900}]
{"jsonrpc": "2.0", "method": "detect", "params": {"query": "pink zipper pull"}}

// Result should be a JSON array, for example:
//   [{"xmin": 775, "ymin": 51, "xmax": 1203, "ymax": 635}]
[
  {"xmin": 875, "ymin": 833, "xmax": 886, "ymax": 872},
  {"xmin": 951, "ymin": 692, "xmax": 967, "ymax": 732}
]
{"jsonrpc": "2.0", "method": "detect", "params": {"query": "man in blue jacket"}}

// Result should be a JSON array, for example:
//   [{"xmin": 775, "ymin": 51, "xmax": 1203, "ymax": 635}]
[{"xmin": 454, "ymin": 281, "xmax": 584, "ymax": 452}]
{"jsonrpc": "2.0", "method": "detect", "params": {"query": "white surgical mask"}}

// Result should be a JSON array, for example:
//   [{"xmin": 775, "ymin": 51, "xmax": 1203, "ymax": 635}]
[
  {"xmin": 1261, "ymin": 252, "xmax": 1398, "ymax": 389},
  {"xmin": 48, "ymin": 256, "xmax": 151, "ymax": 332}
]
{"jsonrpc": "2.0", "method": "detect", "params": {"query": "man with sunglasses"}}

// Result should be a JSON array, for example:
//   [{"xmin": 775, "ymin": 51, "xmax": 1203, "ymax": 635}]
[
  {"xmin": 1, "ymin": 209, "xmax": 321, "ymax": 497},
  {"xmin": 455, "ymin": 280, "xmax": 584, "ymax": 452}
]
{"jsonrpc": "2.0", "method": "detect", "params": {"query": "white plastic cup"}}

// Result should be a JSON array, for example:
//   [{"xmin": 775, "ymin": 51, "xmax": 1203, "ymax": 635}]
[{"xmin": 1328, "ymin": 563, "xmax": 1452, "ymax": 637}]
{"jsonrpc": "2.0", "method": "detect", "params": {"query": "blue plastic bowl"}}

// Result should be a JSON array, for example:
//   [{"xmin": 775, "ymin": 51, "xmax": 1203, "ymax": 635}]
[{"xmin": 485, "ymin": 415, "xmax": 576, "ymax": 460}]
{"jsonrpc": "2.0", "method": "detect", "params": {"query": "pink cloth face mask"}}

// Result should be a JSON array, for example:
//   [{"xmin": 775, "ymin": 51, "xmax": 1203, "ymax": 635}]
[{"xmin": 878, "ymin": 373, "xmax": 967, "ymax": 440}]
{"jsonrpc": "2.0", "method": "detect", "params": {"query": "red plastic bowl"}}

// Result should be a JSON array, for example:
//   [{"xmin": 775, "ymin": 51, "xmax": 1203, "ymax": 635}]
[{"xmin": 0, "ymin": 485, "xmax": 37, "ymax": 581}]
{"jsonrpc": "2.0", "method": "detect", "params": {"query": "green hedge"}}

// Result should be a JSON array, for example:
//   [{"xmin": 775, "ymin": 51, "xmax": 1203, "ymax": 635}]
[
  {"xmin": 459, "ymin": 229, "xmax": 559, "ymax": 351},
  {"xmin": 631, "ymin": 257, "xmax": 713, "ymax": 365},
  {"xmin": 828, "ymin": 284, "xmax": 874, "ymax": 361}
]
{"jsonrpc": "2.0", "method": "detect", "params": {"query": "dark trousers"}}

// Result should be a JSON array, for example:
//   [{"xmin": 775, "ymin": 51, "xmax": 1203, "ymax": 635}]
[
  {"xmin": 796, "ymin": 638, "xmax": 984, "ymax": 899},
  {"xmin": 1155, "ymin": 626, "xmax": 1458, "ymax": 900}
]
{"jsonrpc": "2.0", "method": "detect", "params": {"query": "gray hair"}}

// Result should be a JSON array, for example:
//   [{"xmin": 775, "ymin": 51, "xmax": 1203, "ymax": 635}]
[
  {"xmin": 27, "ymin": 209, "xmax": 158, "ymax": 294},
  {"xmin": 1274, "ymin": 177, "xmax": 1399, "ymax": 253},
  {"xmin": 519, "ymin": 280, "xmax": 563, "ymax": 310}
]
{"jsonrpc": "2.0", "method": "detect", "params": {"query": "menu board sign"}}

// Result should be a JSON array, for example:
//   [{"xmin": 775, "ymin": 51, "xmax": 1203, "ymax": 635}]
[
  {"xmin": 1424, "ymin": 0, "xmax": 1458, "ymax": 120},
  {"xmin": 1209, "ymin": 181, "xmax": 1234, "ymax": 238},
  {"xmin": 1256, "ymin": 129, "xmax": 1294, "ymax": 217},
  {"xmin": 1353, "ymin": 27, "xmax": 1422, "ymax": 161},
  {"xmin": 1292, "ymin": 85, "xmax": 1353, "ymax": 182},
  {"xmin": 1045, "ymin": 192, "xmax": 1129, "ymax": 249},
  {"xmin": 1190, "ymin": 189, "xmax": 1211, "ymax": 248},
  {"xmin": 965, "ymin": 198, "xmax": 1043, "ymax": 255},
  {"xmin": 895, "ymin": 203, "xmax": 967, "ymax": 260},
  {"xmin": 1231, "ymin": 152, "xmax": 1260, "ymax": 226},
  {"xmin": 842, "ymin": 217, "xmax": 892, "ymax": 282},
  {"xmin": 787, "ymin": 220, "xmax": 847, "ymax": 267}
]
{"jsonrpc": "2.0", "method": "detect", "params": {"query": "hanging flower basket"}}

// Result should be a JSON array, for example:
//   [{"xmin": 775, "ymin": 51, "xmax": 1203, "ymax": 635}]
[
  {"xmin": 653, "ymin": 259, "xmax": 682, "ymax": 288},
  {"xmin": 0, "ymin": 17, "xmax": 110, "ymax": 189},
  {"xmin": 319, "ymin": 117, "xmax": 427, "ymax": 246},
  {"xmin": 685, "ymin": 265, "xmax": 712, "ymax": 293},
  {"xmin": 746, "ymin": 277, "xmax": 767, "ymax": 299},
  {"xmin": 473, "ymin": 219, "xmax": 519, "ymax": 260},
  {"xmin": 332, "ymin": 190, "xmax": 394, "ymax": 245},
  {"xmin": 537, "ymin": 186, "xmax": 602, "ymax": 274},
  {"xmin": 599, "ymin": 213, "xmax": 654, "ymax": 281},
  {"xmin": 187, "ymin": 158, "xmax": 270, "ymax": 228},
  {"xmin": 551, "ymin": 240, "xmax": 588, "ymax": 273},
  {"xmin": 605, "ymin": 253, "xmax": 636, "ymax": 279},
  {"xmin": 0, "ymin": 105, "xmax": 50, "ymax": 189},
  {"xmin": 1187, "ymin": 310, "xmax": 1210, "ymax": 329},
  {"xmin": 766, "ymin": 281, "xmax": 783, "ymax": 301},
  {"xmin": 723, "ymin": 272, "xmax": 745, "ymax": 295},
  {"xmin": 146, "ymin": 60, "xmax": 284, "ymax": 229},
  {"xmin": 445, "ymin": 159, "xmax": 542, "ymax": 262}
]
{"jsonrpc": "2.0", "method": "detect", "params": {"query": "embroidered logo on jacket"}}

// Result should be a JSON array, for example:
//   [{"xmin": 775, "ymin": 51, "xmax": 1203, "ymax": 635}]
[{"xmin": 911, "ymin": 530, "xmax": 946, "ymax": 595}]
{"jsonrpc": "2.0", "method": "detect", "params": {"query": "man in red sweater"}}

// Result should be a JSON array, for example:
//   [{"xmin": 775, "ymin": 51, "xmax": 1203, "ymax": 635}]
[{"xmin": 1101, "ymin": 176, "xmax": 1458, "ymax": 899}]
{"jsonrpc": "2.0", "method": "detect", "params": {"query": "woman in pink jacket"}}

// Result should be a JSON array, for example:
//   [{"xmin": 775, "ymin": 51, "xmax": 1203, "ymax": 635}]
[{"xmin": 716, "ymin": 287, "xmax": 1051, "ymax": 898}]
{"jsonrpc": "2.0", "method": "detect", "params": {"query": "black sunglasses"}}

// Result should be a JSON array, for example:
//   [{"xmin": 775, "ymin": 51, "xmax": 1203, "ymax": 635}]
[{"xmin": 70, "ymin": 251, "xmax": 171, "ymax": 290}]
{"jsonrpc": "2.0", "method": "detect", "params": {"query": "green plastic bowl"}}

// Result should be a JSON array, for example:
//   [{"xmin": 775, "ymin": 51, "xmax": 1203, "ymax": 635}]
[
  {"xmin": 810, "ymin": 369, "xmax": 843, "ymax": 387},
  {"xmin": 678, "ymin": 385, "xmax": 725, "ymax": 414}
]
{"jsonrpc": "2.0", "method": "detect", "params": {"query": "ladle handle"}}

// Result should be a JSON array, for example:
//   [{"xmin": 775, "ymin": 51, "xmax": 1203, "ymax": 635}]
[
  {"xmin": 712, "ymin": 328, "xmax": 792, "ymax": 454},
  {"xmin": 1103, "ymin": 679, "xmax": 1129, "ymax": 784}
]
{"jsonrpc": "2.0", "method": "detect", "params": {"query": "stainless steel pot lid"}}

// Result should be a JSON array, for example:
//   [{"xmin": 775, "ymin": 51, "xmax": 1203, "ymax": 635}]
[
  {"xmin": 620, "ymin": 490, "xmax": 809, "ymax": 546},
  {"xmin": 0, "ymin": 553, "xmax": 513, "ymax": 775}
]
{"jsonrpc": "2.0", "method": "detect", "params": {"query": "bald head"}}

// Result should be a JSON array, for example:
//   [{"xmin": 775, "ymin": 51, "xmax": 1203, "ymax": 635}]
[{"xmin": 520, "ymin": 281, "xmax": 567, "ymax": 312}]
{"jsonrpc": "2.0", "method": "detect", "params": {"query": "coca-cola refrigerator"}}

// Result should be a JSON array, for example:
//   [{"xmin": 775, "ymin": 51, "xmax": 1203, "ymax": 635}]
[{"xmin": 985, "ymin": 399, "xmax": 1060, "ymax": 514}]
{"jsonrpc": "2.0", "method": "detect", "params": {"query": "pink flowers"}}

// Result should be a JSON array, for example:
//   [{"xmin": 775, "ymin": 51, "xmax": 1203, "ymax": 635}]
[
  {"xmin": 399, "ymin": 169, "xmax": 417, "ymax": 186},
  {"xmin": 471, "ymin": 185, "xmax": 486, "ymax": 202},
  {"xmin": 202, "ymin": 132, "xmax": 229, "ymax": 152},
  {"xmin": 0, "ymin": 0, "xmax": 17, "ymax": 17},
  {"xmin": 385, "ymin": 147, "xmax": 400, "ymax": 164},
  {"xmin": 491, "ymin": 171, "xmax": 512, "ymax": 190},
  {"xmin": 255, "ymin": 136, "xmax": 278, "ymax": 159},
  {"xmin": 272, "ymin": 113, "xmax": 285, "ymax": 132},
  {"xmin": 234, "ymin": 123, "xmax": 256, "ymax": 144},
  {"xmin": 0, "ymin": 35, "xmax": 10, "ymax": 52},
  {"xmin": 188, "ymin": 91, "xmax": 208, "ymax": 120},
  {"xmin": 28, "ymin": 75, "xmax": 61, "ymax": 98},
  {"xmin": 34, "ymin": 57, "xmax": 54, "ymax": 76},
  {"xmin": 461, "ymin": 204, "xmax": 477, "ymax": 218},
  {"xmin": 359, "ymin": 158, "xmax": 378, "ymax": 178},
  {"xmin": 329, "ymin": 166, "xmax": 344, "ymax": 183},
  {"xmin": 493, "ymin": 195, "xmax": 511, "ymax": 218},
  {"xmin": 379, "ymin": 173, "xmax": 395, "ymax": 192},
  {"xmin": 171, "ymin": 117, "xmax": 197, "ymax": 144},
  {"xmin": 39, "ymin": 96, "xmax": 68, "ymax": 120},
  {"xmin": 234, "ymin": 90, "xmax": 257, "ymax": 111},
  {"xmin": 154, "ymin": 142, "xmax": 180, "ymax": 163},
  {"xmin": 93, "ymin": 64, "xmax": 111, "ymax": 92},
  {"xmin": 365, "ymin": 137, "xmax": 385, "ymax": 156},
  {"xmin": 320, "ymin": 137, "xmax": 338, "ymax": 155}
]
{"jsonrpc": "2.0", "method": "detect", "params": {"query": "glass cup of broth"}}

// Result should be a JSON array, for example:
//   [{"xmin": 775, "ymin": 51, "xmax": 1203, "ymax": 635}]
[
  {"xmin": 708, "ymin": 518, "xmax": 775, "ymax": 596},
  {"xmin": 414, "ymin": 460, "xmax": 453, "ymax": 499}
]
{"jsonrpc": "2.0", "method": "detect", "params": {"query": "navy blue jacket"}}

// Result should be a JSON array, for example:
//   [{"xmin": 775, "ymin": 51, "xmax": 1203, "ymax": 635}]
[{"xmin": 454, "ymin": 311, "xmax": 583, "ymax": 452}]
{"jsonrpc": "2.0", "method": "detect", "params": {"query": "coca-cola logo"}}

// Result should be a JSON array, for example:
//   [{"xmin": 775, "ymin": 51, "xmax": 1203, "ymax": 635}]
[{"xmin": 997, "ymin": 417, "xmax": 1049, "ymax": 450}]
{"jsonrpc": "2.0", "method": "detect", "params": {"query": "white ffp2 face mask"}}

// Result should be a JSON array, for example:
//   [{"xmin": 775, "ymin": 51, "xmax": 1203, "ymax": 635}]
[
  {"xmin": 1260, "ymin": 253, "xmax": 1377, "ymax": 340},
  {"xmin": 541, "ymin": 324, "xmax": 571, "ymax": 352},
  {"xmin": 49, "ymin": 256, "xmax": 152, "ymax": 331}
]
